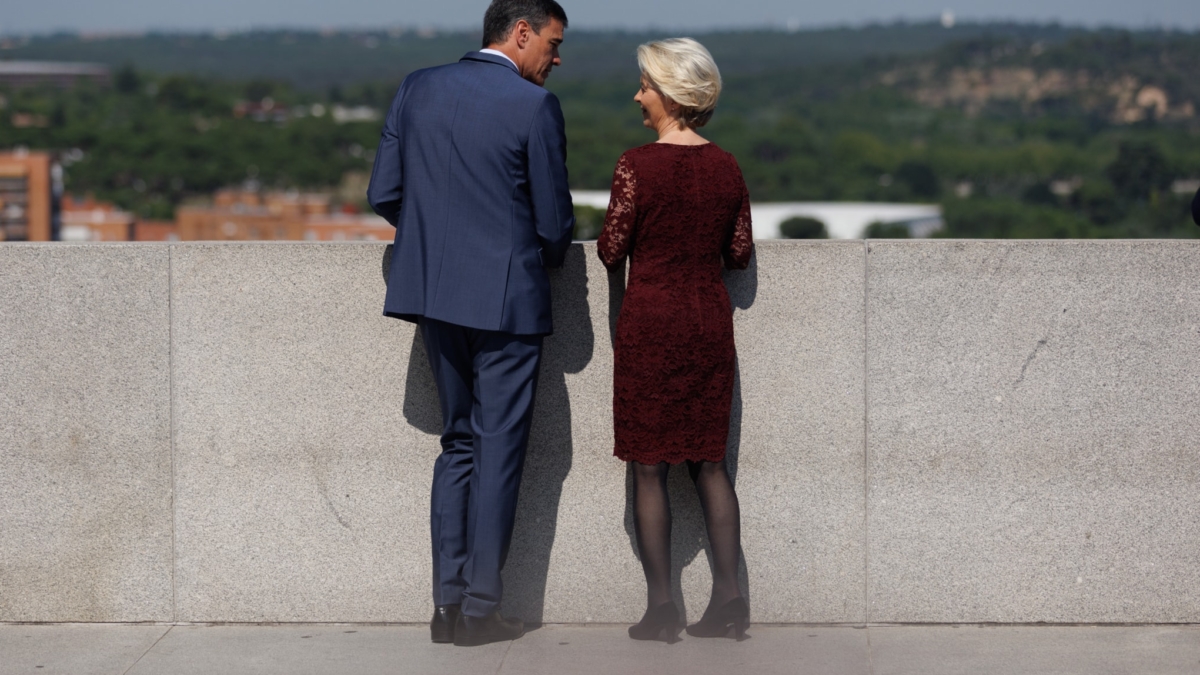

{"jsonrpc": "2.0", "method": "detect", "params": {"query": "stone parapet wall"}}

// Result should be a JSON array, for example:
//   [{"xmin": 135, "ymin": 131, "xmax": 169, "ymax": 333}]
[{"xmin": 1, "ymin": 241, "xmax": 1197, "ymax": 624}]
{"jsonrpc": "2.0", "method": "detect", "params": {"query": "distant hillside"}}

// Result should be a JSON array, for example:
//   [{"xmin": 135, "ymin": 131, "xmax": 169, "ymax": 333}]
[
  {"xmin": 5, "ymin": 22, "xmax": 1196, "ymax": 124},
  {"xmin": 885, "ymin": 32, "xmax": 1200, "ymax": 125},
  {"xmin": 2, "ymin": 23, "xmax": 1198, "ymax": 239},
  {"xmin": 0, "ymin": 22, "xmax": 1092, "ymax": 89}
]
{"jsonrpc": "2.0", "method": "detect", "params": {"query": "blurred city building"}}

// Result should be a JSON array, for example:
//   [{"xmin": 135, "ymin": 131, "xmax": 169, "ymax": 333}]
[
  {"xmin": 232, "ymin": 98, "xmax": 290, "ymax": 124},
  {"xmin": 572, "ymin": 190, "xmax": 945, "ymax": 239},
  {"xmin": 1173, "ymin": 179, "xmax": 1200, "ymax": 196},
  {"xmin": 0, "ymin": 151, "xmax": 55, "ymax": 241},
  {"xmin": 1, "ymin": 153, "xmax": 392, "ymax": 243},
  {"xmin": 0, "ymin": 61, "xmax": 110, "ymax": 89},
  {"xmin": 60, "ymin": 195, "xmax": 135, "ymax": 241},
  {"xmin": 174, "ymin": 189, "xmax": 393, "ymax": 241},
  {"xmin": 9, "ymin": 167, "xmax": 952, "ymax": 244},
  {"xmin": 232, "ymin": 99, "xmax": 380, "ymax": 126},
  {"xmin": 133, "ymin": 220, "xmax": 181, "ymax": 242}
]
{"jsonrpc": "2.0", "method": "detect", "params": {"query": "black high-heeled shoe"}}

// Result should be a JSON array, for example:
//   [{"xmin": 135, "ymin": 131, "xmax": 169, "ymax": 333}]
[
  {"xmin": 685, "ymin": 597, "xmax": 749, "ymax": 640},
  {"xmin": 628, "ymin": 601, "xmax": 681, "ymax": 642}
]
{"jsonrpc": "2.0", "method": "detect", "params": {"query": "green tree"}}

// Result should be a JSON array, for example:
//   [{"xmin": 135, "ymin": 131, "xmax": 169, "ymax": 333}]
[
  {"xmin": 1075, "ymin": 180, "xmax": 1123, "ymax": 225},
  {"xmin": 940, "ymin": 199, "xmax": 1094, "ymax": 238},
  {"xmin": 896, "ymin": 160, "xmax": 940, "ymax": 200},
  {"xmin": 864, "ymin": 222, "xmax": 911, "ymax": 238},
  {"xmin": 572, "ymin": 204, "xmax": 605, "ymax": 241},
  {"xmin": 114, "ymin": 64, "xmax": 140, "ymax": 95},
  {"xmin": 779, "ymin": 216, "xmax": 828, "ymax": 239},
  {"xmin": 1106, "ymin": 140, "xmax": 1171, "ymax": 202}
]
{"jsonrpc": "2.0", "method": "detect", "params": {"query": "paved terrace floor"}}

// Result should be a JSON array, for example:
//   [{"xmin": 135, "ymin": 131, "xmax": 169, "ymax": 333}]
[{"xmin": 2, "ymin": 624, "xmax": 1198, "ymax": 675}]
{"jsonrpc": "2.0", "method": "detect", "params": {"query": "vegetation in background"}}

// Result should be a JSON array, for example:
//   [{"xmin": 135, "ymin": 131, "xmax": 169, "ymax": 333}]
[
  {"xmin": 0, "ymin": 71, "xmax": 380, "ymax": 218},
  {"xmin": 2, "ymin": 23, "xmax": 1088, "ymax": 91},
  {"xmin": 572, "ymin": 204, "xmax": 605, "ymax": 240},
  {"xmin": 865, "ymin": 222, "xmax": 912, "ymax": 238},
  {"xmin": 779, "ymin": 216, "xmax": 829, "ymax": 239},
  {"xmin": 1, "ymin": 24, "xmax": 1198, "ymax": 237}
]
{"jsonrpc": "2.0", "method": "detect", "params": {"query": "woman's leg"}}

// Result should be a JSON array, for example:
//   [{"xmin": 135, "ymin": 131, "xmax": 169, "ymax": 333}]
[
  {"xmin": 687, "ymin": 459, "xmax": 743, "ymax": 608},
  {"xmin": 631, "ymin": 460, "xmax": 673, "ymax": 608}
]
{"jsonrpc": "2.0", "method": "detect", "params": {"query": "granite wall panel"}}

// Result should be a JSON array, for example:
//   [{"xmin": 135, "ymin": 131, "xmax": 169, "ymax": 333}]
[
  {"xmin": 0, "ymin": 244, "xmax": 173, "ymax": 622},
  {"xmin": 171, "ymin": 243, "xmax": 431, "ymax": 622},
  {"xmin": 866, "ymin": 241, "xmax": 1200, "ymax": 622}
]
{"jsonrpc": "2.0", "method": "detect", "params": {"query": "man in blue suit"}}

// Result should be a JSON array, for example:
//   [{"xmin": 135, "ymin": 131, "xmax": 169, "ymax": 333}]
[{"xmin": 367, "ymin": 0, "xmax": 574, "ymax": 648}]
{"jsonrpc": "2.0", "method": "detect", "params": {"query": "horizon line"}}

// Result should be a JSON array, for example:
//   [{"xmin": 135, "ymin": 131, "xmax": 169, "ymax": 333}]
[{"xmin": 3, "ymin": 17, "xmax": 1199, "ymax": 40}]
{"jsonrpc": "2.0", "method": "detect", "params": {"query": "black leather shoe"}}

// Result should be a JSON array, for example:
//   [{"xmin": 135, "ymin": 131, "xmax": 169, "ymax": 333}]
[
  {"xmin": 430, "ymin": 604, "xmax": 461, "ymax": 644},
  {"xmin": 453, "ymin": 611, "xmax": 525, "ymax": 647}
]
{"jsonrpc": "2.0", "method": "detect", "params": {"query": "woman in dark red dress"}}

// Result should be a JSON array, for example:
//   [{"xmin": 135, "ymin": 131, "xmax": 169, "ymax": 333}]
[{"xmin": 597, "ymin": 38, "xmax": 754, "ymax": 642}]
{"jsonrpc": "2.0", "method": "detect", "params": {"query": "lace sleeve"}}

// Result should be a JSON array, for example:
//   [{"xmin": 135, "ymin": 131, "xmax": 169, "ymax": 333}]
[
  {"xmin": 597, "ymin": 153, "xmax": 636, "ymax": 271},
  {"xmin": 723, "ymin": 177, "xmax": 754, "ymax": 270}
]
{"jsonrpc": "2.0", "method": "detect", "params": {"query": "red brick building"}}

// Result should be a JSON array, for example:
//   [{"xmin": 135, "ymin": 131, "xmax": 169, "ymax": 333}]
[{"xmin": 0, "ymin": 151, "xmax": 53, "ymax": 242}]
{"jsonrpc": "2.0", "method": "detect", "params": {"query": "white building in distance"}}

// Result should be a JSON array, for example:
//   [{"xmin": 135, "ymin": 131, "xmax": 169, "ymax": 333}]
[{"xmin": 571, "ymin": 191, "xmax": 943, "ymax": 239}]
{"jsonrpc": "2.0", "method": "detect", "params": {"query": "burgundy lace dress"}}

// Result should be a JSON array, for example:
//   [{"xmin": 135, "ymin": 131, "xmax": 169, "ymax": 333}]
[{"xmin": 597, "ymin": 143, "xmax": 754, "ymax": 465}]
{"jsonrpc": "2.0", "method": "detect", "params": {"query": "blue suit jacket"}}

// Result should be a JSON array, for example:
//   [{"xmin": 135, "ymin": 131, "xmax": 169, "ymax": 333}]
[{"xmin": 367, "ymin": 52, "xmax": 575, "ymax": 335}]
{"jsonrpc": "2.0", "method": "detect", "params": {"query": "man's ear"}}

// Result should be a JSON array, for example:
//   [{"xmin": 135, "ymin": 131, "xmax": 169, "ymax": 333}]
[{"xmin": 514, "ymin": 20, "xmax": 531, "ymax": 49}]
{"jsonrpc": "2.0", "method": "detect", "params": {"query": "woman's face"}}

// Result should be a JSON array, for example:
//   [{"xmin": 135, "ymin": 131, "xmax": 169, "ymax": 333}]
[{"xmin": 634, "ymin": 77, "xmax": 674, "ymax": 131}]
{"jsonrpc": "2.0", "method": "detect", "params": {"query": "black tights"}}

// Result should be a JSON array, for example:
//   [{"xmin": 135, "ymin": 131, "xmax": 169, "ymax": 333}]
[{"xmin": 631, "ymin": 459, "xmax": 743, "ymax": 612}]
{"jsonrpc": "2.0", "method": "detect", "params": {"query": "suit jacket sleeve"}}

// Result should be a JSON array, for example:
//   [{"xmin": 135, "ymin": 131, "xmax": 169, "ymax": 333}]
[
  {"xmin": 527, "ymin": 93, "xmax": 576, "ymax": 268},
  {"xmin": 367, "ymin": 80, "xmax": 407, "ymax": 227},
  {"xmin": 1193, "ymin": 187, "xmax": 1200, "ymax": 227}
]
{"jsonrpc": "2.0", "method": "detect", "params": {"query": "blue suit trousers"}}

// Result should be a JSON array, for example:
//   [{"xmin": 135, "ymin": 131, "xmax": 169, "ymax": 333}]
[{"xmin": 419, "ymin": 317, "xmax": 542, "ymax": 618}]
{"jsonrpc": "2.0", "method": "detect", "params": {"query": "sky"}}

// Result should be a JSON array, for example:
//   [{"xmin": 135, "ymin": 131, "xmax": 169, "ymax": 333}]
[{"xmin": 3, "ymin": 0, "xmax": 1199, "ymax": 35}]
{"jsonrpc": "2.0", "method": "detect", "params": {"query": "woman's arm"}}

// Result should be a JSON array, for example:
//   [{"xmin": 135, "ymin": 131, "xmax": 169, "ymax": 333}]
[
  {"xmin": 723, "ymin": 175, "xmax": 754, "ymax": 270},
  {"xmin": 597, "ymin": 154, "xmax": 637, "ymax": 271}
]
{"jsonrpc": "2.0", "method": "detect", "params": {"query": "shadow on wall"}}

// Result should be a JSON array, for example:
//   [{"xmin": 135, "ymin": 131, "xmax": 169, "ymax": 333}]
[
  {"xmin": 505, "ymin": 247, "xmax": 594, "ymax": 623},
  {"xmin": 402, "ymin": 339, "xmax": 442, "ymax": 435},
  {"xmin": 392, "ymin": 240, "xmax": 445, "ymax": 435},
  {"xmin": 725, "ymin": 255, "xmax": 758, "ymax": 612},
  {"xmin": 613, "ymin": 252, "xmax": 759, "ymax": 623}
]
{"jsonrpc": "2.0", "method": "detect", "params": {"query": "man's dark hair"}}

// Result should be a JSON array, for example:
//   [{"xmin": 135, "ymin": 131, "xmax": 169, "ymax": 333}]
[{"xmin": 482, "ymin": 0, "xmax": 568, "ymax": 48}]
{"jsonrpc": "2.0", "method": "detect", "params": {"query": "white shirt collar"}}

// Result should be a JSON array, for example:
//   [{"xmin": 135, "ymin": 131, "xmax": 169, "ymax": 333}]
[{"xmin": 479, "ymin": 48, "xmax": 518, "ymax": 69}]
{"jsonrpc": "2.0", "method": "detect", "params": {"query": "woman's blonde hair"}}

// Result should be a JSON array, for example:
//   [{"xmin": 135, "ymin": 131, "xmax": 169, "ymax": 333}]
[{"xmin": 636, "ymin": 37, "xmax": 722, "ymax": 129}]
